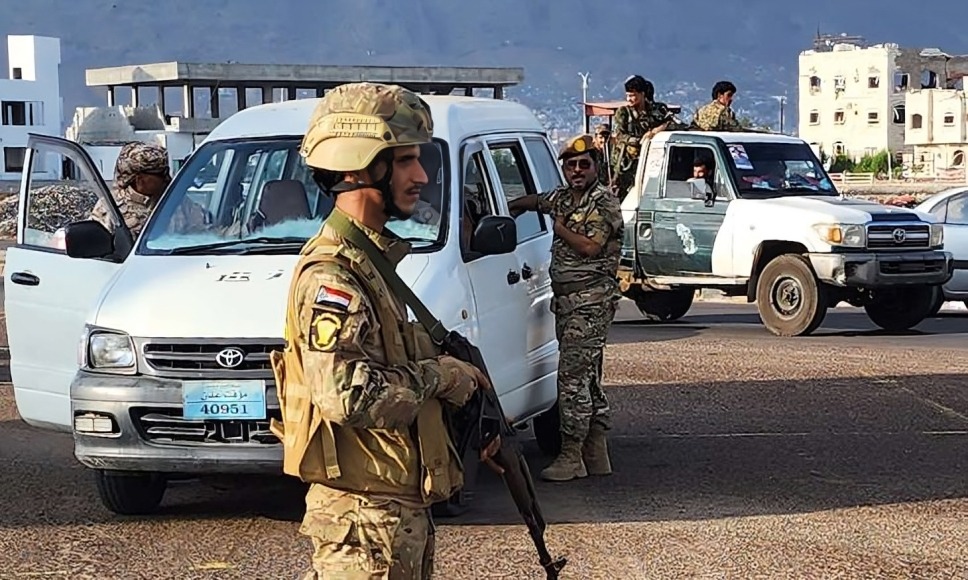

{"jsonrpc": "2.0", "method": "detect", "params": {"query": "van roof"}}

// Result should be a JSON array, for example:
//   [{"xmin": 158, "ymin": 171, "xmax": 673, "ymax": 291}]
[{"xmin": 203, "ymin": 95, "xmax": 547, "ymax": 143}]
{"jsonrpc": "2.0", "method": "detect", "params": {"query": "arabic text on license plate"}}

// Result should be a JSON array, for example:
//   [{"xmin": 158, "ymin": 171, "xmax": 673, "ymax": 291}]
[{"xmin": 182, "ymin": 380, "xmax": 267, "ymax": 420}]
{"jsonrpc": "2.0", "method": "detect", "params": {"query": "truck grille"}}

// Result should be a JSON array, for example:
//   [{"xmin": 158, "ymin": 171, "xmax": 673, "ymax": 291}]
[
  {"xmin": 866, "ymin": 224, "xmax": 930, "ymax": 250},
  {"xmin": 137, "ymin": 338, "xmax": 284, "ymax": 379},
  {"xmin": 131, "ymin": 407, "xmax": 281, "ymax": 446}
]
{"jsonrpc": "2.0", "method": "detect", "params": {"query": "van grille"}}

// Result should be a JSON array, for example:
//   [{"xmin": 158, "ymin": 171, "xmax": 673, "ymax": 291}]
[
  {"xmin": 866, "ymin": 224, "xmax": 930, "ymax": 250},
  {"xmin": 137, "ymin": 338, "xmax": 284, "ymax": 379},
  {"xmin": 131, "ymin": 407, "xmax": 281, "ymax": 446}
]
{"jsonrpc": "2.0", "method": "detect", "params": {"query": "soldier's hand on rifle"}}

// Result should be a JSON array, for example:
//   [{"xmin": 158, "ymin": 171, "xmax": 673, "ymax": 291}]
[
  {"xmin": 434, "ymin": 355, "xmax": 491, "ymax": 405},
  {"xmin": 480, "ymin": 434, "xmax": 504, "ymax": 475}
]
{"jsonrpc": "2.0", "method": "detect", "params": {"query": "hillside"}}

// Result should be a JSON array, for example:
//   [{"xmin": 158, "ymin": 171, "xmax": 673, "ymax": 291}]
[{"xmin": 2, "ymin": 0, "xmax": 967, "ymax": 134}]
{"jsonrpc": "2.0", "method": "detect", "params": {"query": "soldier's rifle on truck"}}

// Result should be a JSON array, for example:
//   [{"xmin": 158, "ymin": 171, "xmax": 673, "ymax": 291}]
[{"xmin": 328, "ymin": 211, "xmax": 568, "ymax": 580}]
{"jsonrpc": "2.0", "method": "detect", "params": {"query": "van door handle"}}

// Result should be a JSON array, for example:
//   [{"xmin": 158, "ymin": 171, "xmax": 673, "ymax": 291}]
[
  {"xmin": 507, "ymin": 269, "xmax": 521, "ymax": 285},
  {"xmin": 10, "ymin": 272, "xmax": 40, "ymax": 286},
  {"xmin": 521, "ymin": 263, "xmax": 533, "ymax": 280}
]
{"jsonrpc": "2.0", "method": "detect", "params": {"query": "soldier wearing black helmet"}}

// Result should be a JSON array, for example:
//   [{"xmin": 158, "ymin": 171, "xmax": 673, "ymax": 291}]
[{"xmin": 611, "ymin": 75, "xmax": 686, "ymax": 202}]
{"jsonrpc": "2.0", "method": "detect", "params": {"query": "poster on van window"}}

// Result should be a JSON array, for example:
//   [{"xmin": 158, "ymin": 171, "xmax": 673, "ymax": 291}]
[
  {"xmin": 728, "ymin": 144, "xmax": 754, "ymax": 169},
  {"xmin": 644, "ymin": 144, "xmax": 665, "ymax": 178}
]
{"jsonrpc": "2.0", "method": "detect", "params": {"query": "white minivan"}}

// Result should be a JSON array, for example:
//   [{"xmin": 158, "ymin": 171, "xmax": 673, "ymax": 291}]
[{"xmin": 3, "ymin": 95, "xmax": 566, "ymax": 514}]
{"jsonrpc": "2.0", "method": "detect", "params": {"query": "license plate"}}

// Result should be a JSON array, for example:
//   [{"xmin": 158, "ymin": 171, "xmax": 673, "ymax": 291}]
[{"xmin": 182, "ymin": 380, "xmax": 267, "ymax": 421}]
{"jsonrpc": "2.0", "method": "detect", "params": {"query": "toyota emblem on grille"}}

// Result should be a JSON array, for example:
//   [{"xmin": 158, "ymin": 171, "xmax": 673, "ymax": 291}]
[
  {"xmin": 215, "ymin": 347, "xmax": 245, "ymax": 369},
  {"xmin": 892, "ymin": 228, "xmax": 907, "ymax": 243}
]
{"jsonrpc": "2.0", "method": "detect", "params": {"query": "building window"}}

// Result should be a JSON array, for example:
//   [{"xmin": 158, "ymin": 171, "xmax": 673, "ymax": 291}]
[
  {"xmin": 868, "ymin": 76, "xmax": 880, "ymax": 89},
  {"xmin": 0, "ymin": 101, "xmax": 44, "ymax": 126},
  {"xmin": 834, "ymin": 110, "xmax": 845, "ymax": 124},
  {"xmin": 944, "ymin": 113, "xmax": 955, "ymax": 126},
  {"xmin": 809, "ymin": 110, "xmax": 819, "ymax": 124},
  {"xmin": 833, "ymin": 142, "xmax": 845, "ymax": 156},
  {"xmin": 3, "ymin": 147, "xmax": 26, "ymax": 173},
  {"xmin": 867, "ymin": 111, "xmax": 880, "ymax": 124},
  {"xmin": 834, "ymin": 76, "xmax": 845, "ymax": 92},
  {"xmin": 894, "ymin": 72, "xmax": 909, "ymax": 92},
  {"xmin": 954, "ymin": 150, "xmax": 965, "ymax": 167},
  {"xmin": 809, "ymin": 76, "xmax": 821, "ymax": 93},
  {"xmin": 892, "ymin": 105, "xmax": 905, "ymax": 124},
  {"xmin": 12, "ymin": 67, "xmax": 22, "ymax": 80},
  {"xmin": 911, "ymin": 114, "xmax": 923, "ymax": 129}
]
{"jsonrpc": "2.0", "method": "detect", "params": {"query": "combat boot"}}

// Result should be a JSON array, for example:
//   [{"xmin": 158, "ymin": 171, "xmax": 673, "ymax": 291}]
[
  {"xmin": 582, "ymin": 424, "xmax": 612, "ymax": 476},
  {"xmin": 539, "ymin": 438, "xmax": 587, "ymax": 482}
]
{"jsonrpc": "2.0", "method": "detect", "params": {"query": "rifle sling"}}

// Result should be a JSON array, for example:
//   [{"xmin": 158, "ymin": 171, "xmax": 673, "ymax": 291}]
[{"xmin": 327, "ymin": 210, "xmax": 449, "ymax": 344}]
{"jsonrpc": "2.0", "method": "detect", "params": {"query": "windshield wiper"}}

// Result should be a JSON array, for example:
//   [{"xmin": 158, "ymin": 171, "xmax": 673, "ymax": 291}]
[{"xmin": 166, "ymin": 236, "xmax": 307, "ymax": 255}]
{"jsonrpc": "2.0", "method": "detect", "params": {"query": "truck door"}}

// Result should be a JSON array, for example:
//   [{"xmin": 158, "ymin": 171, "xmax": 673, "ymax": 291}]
[
  {"xmin": 3, "ymin": 135, "xmax": 133, "ymax": 431},
  {"xmin": 652, "ymin": 143, "xmax": 730, "ymax": 276}
]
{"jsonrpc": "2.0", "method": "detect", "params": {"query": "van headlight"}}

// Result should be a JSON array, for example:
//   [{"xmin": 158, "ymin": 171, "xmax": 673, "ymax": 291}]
[
  {"xmin": 930, "ymin": 223, "xmax": 944, "ymax": 247},
  {"xmin": 85, "ymin": 329, "xmax": 136, "ymax": 372},
  {"xmin": 813, "ymin": 224, "xmax": 866, "ymax": 248}
]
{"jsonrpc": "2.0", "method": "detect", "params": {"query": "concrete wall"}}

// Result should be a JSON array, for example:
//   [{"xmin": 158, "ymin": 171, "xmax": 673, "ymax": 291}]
[{"xmin": 0, "ymin": 35, "xmax": 62, "ymax": 181}]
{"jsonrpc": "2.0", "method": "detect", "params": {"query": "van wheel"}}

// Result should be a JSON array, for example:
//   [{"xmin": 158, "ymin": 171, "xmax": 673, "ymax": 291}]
[
  {"xmin": 531, "ymin": 402, "xmax": 561, "ymax": 457},
  {"xmin": 864, "ymin": 286, "xmax": 935, "ymax": 331},
  {"xmin": 629, "ymin": 288, "xmax": 694, "ymax": 322},
  {"xmin": 755, "ymin": 254, "xmax": 828, "ymax": 336},
  {"xmin": 95, "ymin": 470, "xmax": 167, "ymax": 515}
]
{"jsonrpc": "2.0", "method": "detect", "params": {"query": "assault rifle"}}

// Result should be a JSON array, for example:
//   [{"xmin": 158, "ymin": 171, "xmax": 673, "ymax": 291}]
[{"xmin": 327, "ymin": 210, "xmax": 567, "ymax": 580}]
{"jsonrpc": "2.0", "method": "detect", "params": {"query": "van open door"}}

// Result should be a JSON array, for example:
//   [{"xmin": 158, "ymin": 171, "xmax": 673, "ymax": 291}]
[{"xmin": 3, "ymin": 134, "xmax": 133, "ymax": 431}]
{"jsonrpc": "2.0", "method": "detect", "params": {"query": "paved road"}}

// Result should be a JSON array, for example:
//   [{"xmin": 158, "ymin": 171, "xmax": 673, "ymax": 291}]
[{"xmin": 1, "ymin": 305, "xmax": 968, "ymax": 578}]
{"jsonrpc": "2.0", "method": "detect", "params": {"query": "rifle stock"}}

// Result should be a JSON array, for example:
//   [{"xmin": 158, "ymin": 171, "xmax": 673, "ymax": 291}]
[{"xmin": 443, "ymin": 330, "xmax": 567, "ymax": 580}]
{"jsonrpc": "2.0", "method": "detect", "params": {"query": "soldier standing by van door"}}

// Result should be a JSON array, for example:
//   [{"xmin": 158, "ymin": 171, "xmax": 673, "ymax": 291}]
[
  {"xmin": 691, "ymin": 80, "xmax": 743, "ymax": 131},
  {"xmin": 89, "ymin": 141, "xmax": 172, "ymax": 238},
  {"xmin": 611, "ymin": 75, "xmax": 686, "ymax": 202},
  {"xmin": 272, "ymin": 82, "xmax": 501, "ymax": 579},
  {"xmin": 508, "ymin": 134, "xmax": 624, "ymax": 482}
]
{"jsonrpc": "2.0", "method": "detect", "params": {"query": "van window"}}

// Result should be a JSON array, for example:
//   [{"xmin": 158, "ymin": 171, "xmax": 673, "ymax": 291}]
[
  {"xmin": 523, "ymin": 136, "xmax": 563, "ymax": 193},
  {"xmin": 460, "ymin": 152, "xmax": 497, "ymax": 257},
  {"xmin": 663, "ymin": 145, "xmax": 719, "ymax": 199},
  {"xmin": 726, "ymin": 141, "xmax": 836, "ymax": 198},
  {"xmin": 487, "ymin": 142, "xmax": 547, "ymax": 242},
  {"xmin": 137, "ymin": 138, "xmax": 448, "ymax": 255}
]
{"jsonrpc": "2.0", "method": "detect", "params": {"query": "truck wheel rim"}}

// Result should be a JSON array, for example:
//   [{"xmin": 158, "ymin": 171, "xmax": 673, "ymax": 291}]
[{"xmin": 772, "ymin": 276, "xmax": 803, "ymax": 317}]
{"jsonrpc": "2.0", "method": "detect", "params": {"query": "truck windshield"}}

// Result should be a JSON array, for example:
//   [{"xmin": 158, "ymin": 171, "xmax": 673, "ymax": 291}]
[
  {"xmin": 137, "ymin": 137, "xmax": 448, "ymax": 255},
  {"xmin": 726, "ymin": 141, "xmax": 837, "ymax": 198}
]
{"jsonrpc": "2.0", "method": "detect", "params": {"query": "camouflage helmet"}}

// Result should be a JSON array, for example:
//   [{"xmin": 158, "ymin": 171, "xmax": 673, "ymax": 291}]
[
  {"xmin": 300, "ymin": 82, "xmax": 434, "ymax": 172},
  {"xmin": 114, "ymin": 141, "xmax": 169, "ymax": 188},
  {"xmin": 558, "ymin": 134, "xmax": 596, "ymax": 161}
]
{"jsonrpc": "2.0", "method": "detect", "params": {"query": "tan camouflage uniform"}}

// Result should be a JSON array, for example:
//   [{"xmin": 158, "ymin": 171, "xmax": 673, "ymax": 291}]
[
  {"xmin": 89, "ymin": 141, "xmax": 209, "ymax": 238},
  {"xmin": 536, "ymin": 135, "xmax": 624, "ymax": 482},
  {"xmin": 692, "ymin": 100, "xmax": 742, "ymax": 131},
  {"xmin": 271, "ymin": 83, "xmax": 485, "ymax": 579},
  {"xmin": 611, "ymin": 101, "xmax": 686, "ymax": 201}
]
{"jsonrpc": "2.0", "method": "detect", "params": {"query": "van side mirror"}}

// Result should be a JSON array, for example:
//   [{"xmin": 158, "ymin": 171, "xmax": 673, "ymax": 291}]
[
  {"xmin": 470, "ymin": 215, "xmax": 517, "ymax": 255},
  {"xmin": 65, "ymin": 220, "xmax": 115, "ymax": 259},
  {"xmin": 687, "ymin": 178, "xmax": 716, "ymax": 206}
]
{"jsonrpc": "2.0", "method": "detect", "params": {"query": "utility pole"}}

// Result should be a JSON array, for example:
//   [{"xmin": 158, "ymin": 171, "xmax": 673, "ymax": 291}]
[
  {"xmin": 578, "ymin": 72, "xmax": 590, "ymax": 133},
  {"xmin": 771, "ymin": 95, "xmax": 787, "ymax": 133}
]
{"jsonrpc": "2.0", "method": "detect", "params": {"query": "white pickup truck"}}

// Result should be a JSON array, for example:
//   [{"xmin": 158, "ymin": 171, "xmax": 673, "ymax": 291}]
[
  {"xmin": 4, "ymin": 95, "xmax": 566, "ymax": 515},
  {"xmin": 617, "ymin": 130, "xmax": 953, "ymax": 336}
]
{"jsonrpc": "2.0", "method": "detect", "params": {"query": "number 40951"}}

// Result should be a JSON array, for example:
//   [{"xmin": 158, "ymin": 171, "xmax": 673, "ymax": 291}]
[{"xmin": 200, "ymin": 403, "xmax": 248, "ymax": 415}]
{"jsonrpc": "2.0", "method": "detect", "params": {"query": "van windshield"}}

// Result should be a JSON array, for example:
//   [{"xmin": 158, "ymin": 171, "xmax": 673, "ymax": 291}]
[
  {"xmin": 138, "ymin": 137, "xmax": 448, "ymax": 255},
  {"xmin": 726, "ymin": 141, "xmax": 838, "ymax": 198}
]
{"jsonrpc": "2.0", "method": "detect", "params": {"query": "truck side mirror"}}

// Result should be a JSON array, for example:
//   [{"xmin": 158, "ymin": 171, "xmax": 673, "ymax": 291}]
[
  {"xmin": 688, "ymin": 178, "xmax": 716, "ymax": 207},
  {"xmin": 471, "ymin": 215, "xmax": 517, "ymax": 255},
  {"xmin": 65, "ymin": 220, "xmax": 115, "ymax": 259}
]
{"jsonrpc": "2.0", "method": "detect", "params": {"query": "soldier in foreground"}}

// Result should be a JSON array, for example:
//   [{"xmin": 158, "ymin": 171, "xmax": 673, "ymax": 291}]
[
  {"xmin": 272, "ymin": 82, "xmax": 500, "ymax": 578},
  {"xmin": 89, "ymin": 141, "xmax": 172, "ymax": 237},
  {"xmin": 611, "ymin": 75, "xmax": 686, "ymax": 202},
  {"xmin": 691, "ymin": 80, "xmax": 743, "ymax": 131},
  {"xmin": 508, "ymin": 134, "xmax": 624, "ymax": 482}
]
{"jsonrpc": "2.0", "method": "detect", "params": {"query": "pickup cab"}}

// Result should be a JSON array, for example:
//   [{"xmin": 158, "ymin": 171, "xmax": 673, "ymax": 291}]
[
  {"xmin": 618, "ymin": 131, "xmax": 953, "ymax": 336},
  {"xmin": 3, "ymin": 95, "xmax": 564, "ymax": 514}
]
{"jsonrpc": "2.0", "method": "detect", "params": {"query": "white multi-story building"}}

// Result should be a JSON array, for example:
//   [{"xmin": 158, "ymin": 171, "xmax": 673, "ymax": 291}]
[
  {"xmin": 0, "ymin": 35, "xmax": 62, "ymax": 181},
  {"xmin": 798, "ymin": 41, "xmax": 907, "ymax": 162},
  {"xmin": 903, "ymin": 88, "xmax": 967, "ymax": 179}
]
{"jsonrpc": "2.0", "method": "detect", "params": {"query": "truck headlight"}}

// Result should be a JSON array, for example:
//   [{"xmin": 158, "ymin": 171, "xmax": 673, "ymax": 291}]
[
  {"xmin": 813, "ymin": 224, "xmax": 866, "ymax": 248},
  {"xmin": 87, "ymin": 331, "xmax": 136, "ymax": 371},
  {"xmin": 930, "ymin": 223, "xmax": 944, "ymax": 247}
]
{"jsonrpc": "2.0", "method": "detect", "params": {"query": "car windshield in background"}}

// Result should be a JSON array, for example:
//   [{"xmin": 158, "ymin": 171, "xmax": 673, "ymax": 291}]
[
  {"xmin": 726, "ymin": 141, "xmax": 837, "ymax": 197},
  {"xmin": 138, "ymin": 138, "xmax": 448, "ymax": 255}
]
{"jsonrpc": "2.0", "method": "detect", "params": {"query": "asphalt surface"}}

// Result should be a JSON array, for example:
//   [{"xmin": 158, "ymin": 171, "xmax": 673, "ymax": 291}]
[{"xmin": 1, "ymin": 303, "xmax": 968, "ymax": 579}]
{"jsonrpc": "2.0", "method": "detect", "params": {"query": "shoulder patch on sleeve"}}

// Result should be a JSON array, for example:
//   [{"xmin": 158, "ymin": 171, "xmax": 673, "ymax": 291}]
[
  {"xmin": 315, "ymin": 284, "xmax": 354, "ymax": 311},
  {"xmin": 308, "ymin": 308, "xmax": 345, "ymax": 352}
]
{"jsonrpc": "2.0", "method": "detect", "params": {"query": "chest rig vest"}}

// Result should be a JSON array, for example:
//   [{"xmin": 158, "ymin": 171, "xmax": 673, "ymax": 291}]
[{"xmin": 269, "ymin": 216, "xmax": 463, "ymax": 506}]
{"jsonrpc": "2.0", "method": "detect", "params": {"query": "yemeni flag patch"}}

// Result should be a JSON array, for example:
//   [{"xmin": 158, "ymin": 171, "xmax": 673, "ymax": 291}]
[{"xmin": 315, "ymin": 285, "xmax": 353, "ymax": 310}]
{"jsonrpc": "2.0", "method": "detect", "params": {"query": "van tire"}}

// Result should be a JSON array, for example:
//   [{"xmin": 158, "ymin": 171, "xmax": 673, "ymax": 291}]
[
  {"xmin": 755, "ymin": 254, "xmax": 828, "ymax": 336},
  {"xmin": 864, "ymin": 286, "xmax": 935, "ymax": 331},
  {"xmin": 95, "ymin": 470, "xmax": 167, "ymax": 515},
  {"xmin": 532, "ymin": 403, "xmax": 561, "ymax": 457},
  {"xmin": 630, "ymin": 288, "xmax": 694, "ymax": 322}
]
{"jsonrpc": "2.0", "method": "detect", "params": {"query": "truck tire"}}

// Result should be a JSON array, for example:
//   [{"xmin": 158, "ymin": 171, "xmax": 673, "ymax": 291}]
[
  {"xmin": 927, "ymin": 286, "xmax": 944, "ymax": 317},
  {"xmin": 630, "ymin": 288, "xmax": 694, "ymax": 322},
  {"xmin": 755, "ymin": 254, "xmax": 828, "ymax": 336},
  {"xmin": 95, "ymin": 470, "xmax": 167, "ymax": 515},
  {"xmin": 864, "ymin": 286, "xmax": 935, "ymax": 331},
  {"xmin": 532, "ymin": 402, "xmax": 561, "ymax": 457}
]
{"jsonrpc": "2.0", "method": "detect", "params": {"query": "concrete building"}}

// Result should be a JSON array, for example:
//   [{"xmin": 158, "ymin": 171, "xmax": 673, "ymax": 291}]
[
  {"xmin": 903, "ymin": 88, "xmax": 967, "ymax": 179},
  {"xmin": 0, "ymin": 35, "xmax": 62, "ymax": 181},
  {"xmin": 71, "ymin": 61, "xmax": 524, "ymax": 179}
]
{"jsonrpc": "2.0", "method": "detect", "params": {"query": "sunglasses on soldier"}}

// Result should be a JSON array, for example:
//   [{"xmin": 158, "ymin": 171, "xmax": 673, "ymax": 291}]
[{"xmin": 565, "ymin": 158, "xmax": 592, "ymax": 170}]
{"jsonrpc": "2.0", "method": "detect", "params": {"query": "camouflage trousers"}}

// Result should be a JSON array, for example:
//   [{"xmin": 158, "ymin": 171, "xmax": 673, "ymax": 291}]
[
  {"xmin": 299, "ymin": 484, "xmax": 434, "ymax": 579},
  {"xmin": 613, "ymin": 167, "xmax": 635, "ymax": 203},
  {"xmin": 552, "ymin": 284, "xmax": 619, "ymax": 443}
]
